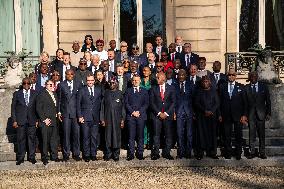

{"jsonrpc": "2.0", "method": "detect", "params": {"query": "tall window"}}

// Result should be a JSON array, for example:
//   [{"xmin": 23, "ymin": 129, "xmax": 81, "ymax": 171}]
[
  {"xmin": 239, "ymin": 0, "xmax": 284, "ymax": 51},
  {"xmin": 120, "ymin": 0, "xmax": 165, "ymax": 50}
]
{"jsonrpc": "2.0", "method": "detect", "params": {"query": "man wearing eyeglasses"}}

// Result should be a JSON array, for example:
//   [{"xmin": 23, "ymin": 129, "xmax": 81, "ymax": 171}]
[
  {"xmin": 55, "ymin": 52, "xmax": 76, "ymax": 81},
  {"xmin": 219, "ymin": 69, "xmax": 248, "ymax": 160},
  {"xmin": 91, "ymin": 39, "xmax": 108, "ymax": 63},
  {"xmin": 153, "ymin": 36, "xmax": 168, "ymax": 61},
  {"xmin": 11, "ymin": 78, "xmax": 38, "ymax": 165},
  {"xmin": 75, "ymin": 58, "xmax": 92, "ymax": 86},
  {"xmin": 179, "ymin": 43, "xmax": 199, "ymax": 70},
  {"xmin": 36, "ymin": 80, "xmax": 59, "ymax": 165},
  {"xmin": 57, "ymin": 69, "xmax": 82, "ymax": 162},
  {"xmin": 115, "ymin": 41, "xmax": 129, "ymax": 62}
]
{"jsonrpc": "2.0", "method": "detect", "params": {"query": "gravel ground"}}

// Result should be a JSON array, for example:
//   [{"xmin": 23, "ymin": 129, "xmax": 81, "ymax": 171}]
[{"xmin": 0, "ymin": 166, "xmax": 283, "ymax": 189}]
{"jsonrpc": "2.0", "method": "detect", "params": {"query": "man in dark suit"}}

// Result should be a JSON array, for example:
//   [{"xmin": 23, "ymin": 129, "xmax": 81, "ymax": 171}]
[
  {"xmin": 29, "ymin": 72, "xmax": 44, "ymax": 93},
  {"xmin": 150, "ymin": 72, "xmax": 176, "ymax": 160},
  {"xmin": 87, "ymin": 54, "xmax": 100, "ymax": 75},
  {"xmin": 57, "ymin": 69, "xmax": 82, "ymax": 161},
  {"xmin": 115, "ymin": 41, "xmax": 129, "ymax": 62},
  {"xmin": 174, "ymin": 69, "xmax": 193, "ymax": 159},
  {"xmin": 55, "ymin": 52, "xmax": 76, "ymax": 81},
  {"xmin": 180, "ymin": 43, "xmax": 199, "ymax": 70},
  {"xmin": 50, "ymin": 48, "xmax": 64, "ymax": 72},
  {"xmin": 168, "ymin": 43, "xmax": 181, "ymax": 62},
  {"xmin": 36, "ymin": 63, "xmax": 50, "ymax": 87},
  {"xmin": 101, "ymin": 60, "xmax": 115, "ymax": 82},
  {"xmin": 36, "ymin": 79, "xmax": 59, "ymax": 165},
  {"xmin": 77, "ymin": 74, "xmax": 103, "ymax": 162},
  {"xmin": 139, "ymin": 43, "xmax": 159, "ymax": 68},
  {"xmin": 107, "ymin": 49, "xmax": 119, "ymax": 73},
  {"xmin": 153, "ymin": 36, "xmax": 168, "ymax": 61},
  {"xmin": 188, "ymin": 64, "xmax": 201, "ymax": 92},
  {"xmin": 125, "ymin": 74, "xmax": 149, "ymax": 160},
  {"xmin": 11, "ymin": 78, "xmax": 38, "ymax": 165},
  {"xmin": 116, "ymin": 63, "xmax": 128, "ymax": 94},
  {"xmin": 245, "ymin": 72, "xmax": 271, "ymax": 159},
  {"xmin": 219, "ymin": 69, "xmax": 248, "ymax": 160},
  {"xmin": 125, "ymin": 61, "xmax": 140, "ymax": 87},
  {"xmin": 210, "ymin": 61, "xmax": 227, "ymax": 90}
]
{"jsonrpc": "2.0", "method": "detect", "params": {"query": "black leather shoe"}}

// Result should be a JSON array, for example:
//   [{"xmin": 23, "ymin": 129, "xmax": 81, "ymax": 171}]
[
  {"xmin": 63, "ymin": 157, "xmax": 69, "ymax": 162},
  {"xmin": 224, "ymin": 156, "xmax": 231, "ymax": 159},
  {"xmin": 164, "ymin": 155, "xmax": 174, "ymax": 160},
  {"xmin": 196, "ymin": 156, "xmax": 202, "ymax": 160},
  {"xmin": 103, "ymin": 156, "xmax": 111, "ymax": 161},
  {"xmin": 151, "ymin": 154, "xmax": 160, "ymax": 160},
  {"xmin": 247, "ymin": 154, "xmax": 257, "ymax": 159},
  {"xmin": 73, "ymin": 156, "xmax": 82, "ymax": 161},
  {"xmin": 42, "ymin": 159, "xmax": 49, "ymax": 165},
  {"xmin": 137, "ymin": 155, "xmax": 144, "ymax": 160},
  {"xmin": 126, "ymin": 155, "xmax": 134, "ymax": 161},
  {"xmin": 259, "ymin": 154, "xmax": 267, "ymax": 159},
  {"xmin": 236, "ymin": 155, "xmax": 242, "ymax": 160},
  {"xmin": 16, "ymin": 159, "xmax": 24, "ymax": 165},
  {"xmin": 91, "ymin": 156, "xmax": 97, "ymax": 161},
  {"xmin": 210, "ymin": 155, "xmax": 219, "ymax": 159},
  {"xmin": 50, "ymin": 158, "xmax": 61, "ymax": 162},
  {"xmin": 84, "ymin": 157, "xmax": 90, "ymax": 162},
  {"xmin": 185, "ymin": 154, "xmax": 192, "ymax": 159},
  {"xmin": 113, "ymin": 156, "xmax": 119, "ymax": 161},
  {"xmin": 29, "ymin": 159, "xmax": 37, "ymax": 164}
]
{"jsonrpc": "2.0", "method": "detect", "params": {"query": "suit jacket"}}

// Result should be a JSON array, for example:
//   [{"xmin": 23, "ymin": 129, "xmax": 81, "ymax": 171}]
[
  {"xmin": 173, "ymin": 81, "xmax": 193, "ymax": 117},
  {"xmin": 11, "ymin": 89, "xmax": 38, "ymax": 126},
  {"xmin": 179, "ymin": 52, "xmax": 199, "ymax": 69},
  {"xmin": 36, "ymin": 89, "xmax": 58, "ymax": 127},
  {"xmin": 209, "ymin": 72, "xmax": 227, "ymax": 89},
  {"xmin": 167, "ymin": 52, "xmax": 181, "ymax": 62},
  {"xmin": 30, "ymin": 83, "xmax": 44, "ymax": 93},
  {"xmin": 153, "ymin": 46, "xmax": 168, "ymax": 54},
  {"xmin": 57, "ymin": 80, "xmax": 81, "ymax": 119},
  {"xmin": 125, "ymin": 87, "xmax": 149, "ymax": 120},
  {"xmin": 54, "ymin": 64, "xmax": 76, "ymax": 81},
  {"xmin": 50, "ymin": 58, "xmax": 63, "ymax": 73},
  {"xmin": 139, "ymin": 52, "xmax": 159, "ymax": 68},
  {"xmin": 76, "ymin": 85, "xmax": 103, "ymax": 124},
  {"xmin": 244, "ymin": 82, "xmax": 271, "ymax": 121},
  {"xmin": 115, "ymin": 51, "xmax": 129, "ymax": 63},
  {"xmin": 150, "ymin": 84, "xmax": 176, "ymax": 120},
  {"xmin": 103, "ymin": 71, "xmax": 115, "ymax": 82},
  {"xmin": 36, "ymin": 73, "xmax": 51, "ymax": 87},
  {"xmin": 219, "ymin": 82, "xmax": 248, "ymax": 122}
]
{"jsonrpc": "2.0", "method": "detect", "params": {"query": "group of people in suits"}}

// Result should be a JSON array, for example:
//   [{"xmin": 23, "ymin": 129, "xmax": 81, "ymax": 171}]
[{"xmin": 11, "ymin": 35, "xmax": 271, "ymax": 165}]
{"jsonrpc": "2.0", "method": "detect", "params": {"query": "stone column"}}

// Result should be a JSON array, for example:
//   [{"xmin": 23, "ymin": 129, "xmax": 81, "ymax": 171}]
[{"xmin": 42, "ymin": 0, "xmax": 58, "ymax": 56}]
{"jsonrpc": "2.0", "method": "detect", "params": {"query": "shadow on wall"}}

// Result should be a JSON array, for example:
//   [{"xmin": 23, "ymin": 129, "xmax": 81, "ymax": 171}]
[{"xmin": 6, "ymin": 117, "xmax": 17, "ymax": 153}]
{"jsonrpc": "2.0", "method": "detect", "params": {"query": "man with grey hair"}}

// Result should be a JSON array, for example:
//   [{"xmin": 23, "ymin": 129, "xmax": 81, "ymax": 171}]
[{"xmin": 115, "ymin": 41, "xmax": 129, "ymax": 62}]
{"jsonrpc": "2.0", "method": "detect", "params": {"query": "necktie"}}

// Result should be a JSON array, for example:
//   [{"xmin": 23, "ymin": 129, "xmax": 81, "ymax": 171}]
[
  {"xmin": 252, "ymin": 84, "xmax": 257, "ymax": 94},
  {"xmin": 215, "ymin": 74, "xmax": 219, "ymax": 81},
  {"xmin": 134, "ymin": 87, "xmax": 138, "ymax": 93},
  {"xmin": 160, "ymin": 85, "xmax": 164, "ymax": 100},
  {"xmin": 90, "ymin": 87, "xmax": 93, "ymax": 96},
  {"xmin": 186, "ymin": 54, "xmax": 190, "ymax": 66},
  {"xmin": 171, "ymin": 53, "xmax": 175, "ymax": 61},
  {"xmin": 24, "ymin": 90, "xmax": 29, "ymax": 106},
  {"xmin": 180, "ymin": 82, "xmax": 185, "ymax": 94},
  {"xmin": 68, "ymin": 81, "xmax": 72, "ymax": 93},
  {"xmin": 229, "ymin": 83, "xmax": 234, "ymax": 98},
  {"xmin": 178, "ymin": 46, "xmax": 181, "ymax": 53},
  {"xmin": 190, "ymin": 76, "xmax": 194, "ymax": 84},
  {"xmin": 118, "ymin": 76, "xmax": 123, "ymax": 91}
]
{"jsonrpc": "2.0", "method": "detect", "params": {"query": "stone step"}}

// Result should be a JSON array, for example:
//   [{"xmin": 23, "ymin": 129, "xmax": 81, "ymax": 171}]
[
  {"xmin": 242, "ymin": 128, "xmax": 284, "ymax": 138},
  {"xmin": 242, "ymin": 137, "xmax": 284, "ymax": 146}
]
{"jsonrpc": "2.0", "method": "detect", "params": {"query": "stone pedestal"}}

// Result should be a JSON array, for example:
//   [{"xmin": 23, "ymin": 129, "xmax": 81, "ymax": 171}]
[
  {"xmin": 0, "ymin": 86, "xmax": 17, "ymax": 153},
  {"xmin": 266, "ymin": 84, "xmax": 284, "ymax": 129}
]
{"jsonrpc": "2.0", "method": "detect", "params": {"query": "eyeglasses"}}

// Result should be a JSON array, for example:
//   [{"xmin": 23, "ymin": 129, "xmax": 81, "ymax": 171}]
[
  {"xmin": 124, "ymin": 61, "xmax": 130, "ymax": 63},
  {"xmin": 228, "ymin": 74, "xmax": 236, "ymax": 76},
  {"xmin": 86, "ymin": 38, "xmax": 92, "ymax": 40},
  {"xmin": 132, "ymin": 48, "xmax": 139, "ymax": 50},
  {"xmin": 161, "ymin": 54, "xmax": 168, "ymax": 56},
  {"xmin": 66, "ymin": 73, "xmax": 74, "ymax": 75},
  {"xmin": 53, "ymin": 74, "xmax": 60, "ymax": 76},
  {"xmin": 87, "ymin": 80, "xmax": 94, "ymax": 82},
  {"xmin": 156, "ymin": 66, "xmax": 163, "ymax": 68},
  {"xmin": 80, "ymin": 63, "xmax": 87, "ymax": 65},
  {"xmin": 96, "ymin": 44, "xmax": 103, "ymax": 47},
  {"xmin": 22, "ymin": 82, "xmax": 31, "ymax": 85},
  {"xmin": 46, "ymin": 83, "xmax": 54, "ymax": 86},
  {"xmin": 121, "ymin": 45, "xmax": 128, "ymax": 47}
]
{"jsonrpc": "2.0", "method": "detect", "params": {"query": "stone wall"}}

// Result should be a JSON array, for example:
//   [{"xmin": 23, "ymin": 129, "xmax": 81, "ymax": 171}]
[{"xmin": 57, "ymin": 0, "xmax": 105, "ymax": 52}]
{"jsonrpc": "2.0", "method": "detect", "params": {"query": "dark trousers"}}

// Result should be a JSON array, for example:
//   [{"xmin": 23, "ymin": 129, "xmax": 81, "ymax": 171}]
[
  {"xmin": 16, "ymin": 124, "xmax": 36, "ymax": 160},
  {"xmin": 223, "ymin": 120, "xmax": 243, "ymax": 156},
  {"xmin": 176, "ymin": 112, "xmax": 192, "ymax": 157},
  {"xmin": 105, "ymin": 147, "xmax": 120, "ymax": 159},
  {"xmin": 249, "ymin": 114, "xmax": 265, "ymax": 155},
  {"xmin": 82, "ymin": 121, "xmax": 98, "ymax": 157},
  {"xmin": 127, "ymin": 118, "xmax": 145, "ymax": 156},
  {"xmin": 62, "ymin": 117, "xmax": 80, "ymax": 158},
  {"xmin": 151, "ymin": 118, "xmax": 173, "ymax": 156},
  {"xmin": 41, "ymin": 124, "xmax": 58, "ymax": 160}
]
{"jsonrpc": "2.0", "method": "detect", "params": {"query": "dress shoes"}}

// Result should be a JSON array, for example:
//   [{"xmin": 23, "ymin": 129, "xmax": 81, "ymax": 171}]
[
  {"xmin": 50, "ymin": 158, "xmax": 61, "ymax": 162},
  {"xmin": 259, "ymin": 154, "xmax": 267, "ymax": 159},
  {"xmin": 210, "ymin": 155, "xmax": 219, "ymax": 159},
  {"xmin": 113, "ymin": 156, "xmax": 119, "ymax": 162},
  {"xmin": 126, "ymin": 155, "xmax": 134, "ymax": 161},
  {"xmin": 42, "ymin": 159, "xmax": 49, "ymax": 165},
  {"xmin": 151, "ymin": 154, "xmax": 160, "ymax": 160},
  {"xmin": 16, "ymin": 159, "xmax": 24, "ymax": 165},
  {"xmin": 235, "ymin": 155, "xmax": 242, "ymax": 160},
  {"xmin": 164, "ymin": 155, "xmax": 174, "ymax": 160},
  {"xmin": 196, "ymin": 156, "xmax": 203, "ymax": 160},
  {"xmin": 103, "ymin": 156, "xmax": 111, "ymax": 161},
  {"xmin": 91, "ymin": 156, "xmax": 98, "ymax": 161},
  {"xmin": 29, "ymin": 159, "xmax": 37, "ymax": 164},
  {"xmin": 247, "ymin": 153, "xmax": 257, "ymax": 159},
  {"xmin": 84, "ymin": 157, "xmax": 90, "ymax": 162},
  {"xmin": 224, "ymin": 155, "xmax": 231, "ymax": 159},
  {"xmin": 137, "ymin": 155, "xmax": 144, "ymax": 160},
  {"xmin": 62, "ymin": 157, "xmax": 70, "ymax": 162},
  {"xmin": 73, "ymin": 156, "xmax": 82, "ymax": 161}
]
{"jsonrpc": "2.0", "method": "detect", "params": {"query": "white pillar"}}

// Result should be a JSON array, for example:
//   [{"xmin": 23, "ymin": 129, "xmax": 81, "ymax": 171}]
[
  {"xmin": 259, "ymin": 0, "xmax": 266, "ymax": 48},
  {"xmin": 14, "ymin": 0, "xmax": 22, "ymax": 53},
  {"xmin": 137, "ymin": 0, "xmax": 143, "ymax": 53},
  {"xmin": 113, "ymin": 0, "xmax": 120, "ymax": 48}
]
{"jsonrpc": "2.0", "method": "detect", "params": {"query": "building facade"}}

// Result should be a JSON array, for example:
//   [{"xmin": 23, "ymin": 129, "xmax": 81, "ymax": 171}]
[{"xmin": 0, "ymin": 0, "xmax": 283, "ymax": 73}]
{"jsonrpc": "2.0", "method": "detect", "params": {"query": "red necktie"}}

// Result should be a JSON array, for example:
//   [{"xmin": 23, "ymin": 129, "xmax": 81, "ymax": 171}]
[
  {"xmin": 171, "ymin": 53, "xmax": 175, "ymax": 61},
  {"xmin": 160, "ymin": 85, "xmax": 164, "ymax": 100}
]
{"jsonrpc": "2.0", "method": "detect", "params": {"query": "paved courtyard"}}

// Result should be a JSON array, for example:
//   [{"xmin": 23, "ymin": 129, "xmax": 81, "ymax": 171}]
[{"xmin": 0, "ymin": 158, "xmax": 283, "ymax": 189}]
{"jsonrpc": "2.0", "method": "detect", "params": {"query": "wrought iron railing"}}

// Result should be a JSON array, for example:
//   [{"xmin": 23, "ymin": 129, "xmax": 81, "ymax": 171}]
[
  {"xmin": 0, "ymin": 56, "xmax": 56, "ymax": 78},
  {"xmin": 225, "ymin": 51, "xmax": 284, "ymax": 77}
]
